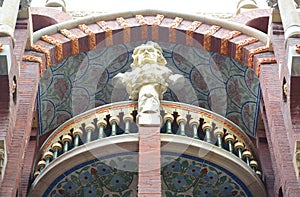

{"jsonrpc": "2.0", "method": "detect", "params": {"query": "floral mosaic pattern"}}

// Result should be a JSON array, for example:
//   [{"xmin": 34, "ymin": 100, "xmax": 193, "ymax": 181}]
[
  {"xmin": 38, "ymin": 41, "xmax": 260, "ymax": 136},
  {"xmin": 161, "ymin": 153, "xmax": 251, "ymax": 197},
  {"xmin": 44, "ymin": 152, "xmax": 251, "ymax": 197},
  {"xmin": 45, "ymin": 154, "xmax": 138, "ymax": 197}
]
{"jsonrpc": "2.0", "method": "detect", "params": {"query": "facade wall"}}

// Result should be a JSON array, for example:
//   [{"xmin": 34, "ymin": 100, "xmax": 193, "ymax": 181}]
[
  {"xmin": 1, "ymin": 6, "xmax": 300, "ymax": 196},
  {"xmin": 0, "ymin": 17, "xmax": 40, "ymax": 196}
]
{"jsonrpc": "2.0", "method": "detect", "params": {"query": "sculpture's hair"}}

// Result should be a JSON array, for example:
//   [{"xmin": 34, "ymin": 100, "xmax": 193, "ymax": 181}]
[{"xmin": 131, "ymin": 41, "xmax": 167, "ymax": 68}]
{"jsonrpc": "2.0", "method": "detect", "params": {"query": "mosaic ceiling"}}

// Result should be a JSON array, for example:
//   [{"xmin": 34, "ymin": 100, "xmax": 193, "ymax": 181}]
[
  {"xmin": 38, "ymin": 41, "xmax": 260, "ymax": 136},
  {"xmin": 45, "ymin": 152, "xmax": 251, "ymax": 197},
  {"xmin": 45, "ymin": 153, "xmax": 138, "ymax": 197}
]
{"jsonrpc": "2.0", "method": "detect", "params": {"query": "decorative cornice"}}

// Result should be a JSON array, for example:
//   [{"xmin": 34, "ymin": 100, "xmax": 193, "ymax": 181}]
[
  {"xmin": 186, "ymin": 21, "xmax": 202, "ymax": 46},
  {"xmin": 204, "ymin": 25, "xmax": 221, "ymax": 51},
  {"xmin": 169, "ymin": 17, "xmax": 183, "ymax": 42},
  {"xmin": 135, "ymin": 15, "xmax": 147, "ymax": 26},
  {"xmin": 22, "ymin": 55, "xmax": 43, "ymax": 76},
  {"xmin": 96, "ymin": 21, "xmax": 112, "ymax": 32},
  {"xmin": 235, "ymin": 37, "xmax": 258, "ymax": 61},
  {"xmin": 78, "ymin": 24, "xmax": 96, "ymax": 50},
  {"xmin": 135, "ymin": 15, "xmax": 148, "ymax": 40},
  {"xmin": 29, "ymin": 11, "xmax": 273, "ymax": 75},
  {"xmin": 116, "ymin": 17, "xmax": 130, "ymax": 29},
  {"xmin": 248, "ymin": 46, "xmax": 269, "ymax": 68},
  {"xmin": 255, "ymin": 57, "xmax": 277, "ymax": 76},
  {"xmin": 41, "ymin": 35, "xmax": 63, "ymax": 62},
  {"xmin": 152, "ymin": 14, "xmax": 164, "ymax": 26},
  {"xmin": 96, "ymin": 21, "xmax": 113, "ymax": 46},
  {"xmin": 31, "ymin": 44, "xmax": 51, "ymax": 68},
  {"xmin": 220, "ymin": 31, "xmax": 241, "ymax": 55},
  {"xmin": 60, "ymin": 29, "xmax": 79, "ymax": 55},
  {"xmin": 116, "ymin": 17, "xmax": 131, "ymax": 43},
  {"xmin": 170, "ymin": 17, "xmax": 183, "ymax": 28},
  {"xmin": 33, "ymin": 10, "xmax": 268, "ymax": 44}
]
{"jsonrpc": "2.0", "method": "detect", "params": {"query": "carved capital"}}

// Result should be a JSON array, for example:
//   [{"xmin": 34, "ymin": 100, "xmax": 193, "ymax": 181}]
[
  {"xmin": 11, "ymin": 80, "xmax": 16, "ymax": 94},
  {"xmin": 294, "ymin": 141, "xmax": 300, "ymax": 179},
  {"xmin": 296, "ymin": 44, "xmax": 300, "ymax": 54},
  {"xmin": 267, "ymin": 0, "xmax": 278, "ymax": 8},
  {"xmin": 0, "ymin": 140, "xmax": 6, "ymax": 180}
]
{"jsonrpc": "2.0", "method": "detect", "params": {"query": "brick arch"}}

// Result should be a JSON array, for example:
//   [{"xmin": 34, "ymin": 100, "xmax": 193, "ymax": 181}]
[
  {"xmin": 24, "ymin": 11, "xmax": 277, "ymax": 136},
  {"xmin": 23, "ymin": 12, "xmax": 276, "ymax": 79}
]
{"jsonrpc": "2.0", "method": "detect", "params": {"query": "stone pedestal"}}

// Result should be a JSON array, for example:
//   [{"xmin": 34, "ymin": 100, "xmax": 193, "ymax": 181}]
[{"xmin": 138, "ymin": 126, "xmax": 161, "ymax": 197}]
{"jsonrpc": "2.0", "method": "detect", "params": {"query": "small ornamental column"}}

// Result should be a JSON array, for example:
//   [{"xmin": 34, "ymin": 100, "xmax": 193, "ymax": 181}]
[
  {"xmin": 97, "ymin": 119, "xmax": 107, "ymax": 139},
  {"xmin": 123, "ymin": 114, "xmax": 134, "ymax": 134},
  {"xmin": 43, "ymin": 151, "xmax": 54, "ymax": 166},
  {"xmin": 109, "ymin": 116, "xmax": 120, "ymax": 136},
  {"xmin": 73, "ymin": 129, "xmax": 83, "ymax": 147},
  {"xmin": 225, "ymin": 134, "xmax": 235, "ymax": 153},
  {"xmin": 250, "ymin": 160, "xmax": 258, "ymax": 172},
  {"xmin": 85, "ymin": 124, "xmax": 95, "ymax": 143},
  {"xmin": 177, "ymin": 116, "xmax": 187, "ymax": 136},
  {"xmin": 234, "ymin": 141, "xmax": 245, "ymax": 159},
  {"xmin": 164, "ymin": 114, "xmax": 174, "ymax": 134},
  {"xmin": 62, "ymin": 134, "xmax": 72, "ymax": 153},
  {"xmin": 214, "ymin": 128, "xmax": 224, "ymax": 148},
  {"xmin": 51, "ymin": 142, "xmax": 62, "ymax": 159},
  {"xmin": 202, "ymin": 123, "xmax": 213, "ymax": 144},
  {"xmin": 242, "ymin": 150, "xmax": 252, "ymax": 166},
  {"xmin": 36, "ymin": 160, "xmax": 46, "ymax": 177},
  {"xmin": 190, "ymin": 119, "xmax": 200, "ymax": 139}
]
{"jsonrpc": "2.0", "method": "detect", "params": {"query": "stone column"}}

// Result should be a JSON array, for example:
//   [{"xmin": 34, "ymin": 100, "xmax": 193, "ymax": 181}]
[
  {"xmin": 277, "ymin": 0, "xmax": 300, "ymax": 41},
  {"xmin": 0, "ymin": 0, "xmax": 21, "ymax": 37},
  {"xmin": 138, "ymin": 126, "xmax": 161, "ymax": 196}
]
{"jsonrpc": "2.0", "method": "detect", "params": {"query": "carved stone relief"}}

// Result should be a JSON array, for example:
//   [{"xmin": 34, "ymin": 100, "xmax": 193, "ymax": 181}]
[{"xmin": 113, "ymin": 41, "xmax": 184, "ymax": 125}]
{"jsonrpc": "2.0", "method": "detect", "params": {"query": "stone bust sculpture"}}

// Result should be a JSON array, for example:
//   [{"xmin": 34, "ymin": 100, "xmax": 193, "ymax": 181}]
[{"xmin": 113, "ymin": 41, "xmax": 184, "ymax": 124}]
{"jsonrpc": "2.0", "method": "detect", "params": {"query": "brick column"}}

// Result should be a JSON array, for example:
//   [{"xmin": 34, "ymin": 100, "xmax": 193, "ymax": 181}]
[
  {"xmin": 0, "ymin": 61, "xmax": 39, "ymax": 197},
  {"xmin": 260, "ymin": 64, "xmax": 300, "ymax": 196},
  {"xmin": 138, "ymin": 126, "xmax": 161, "ymax": 196}
]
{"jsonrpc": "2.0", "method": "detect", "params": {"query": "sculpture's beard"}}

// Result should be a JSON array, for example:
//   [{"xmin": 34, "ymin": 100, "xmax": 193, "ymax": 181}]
[{"xmin": 138, "ymin": 84, "xmax": 160, "ymax": 114}]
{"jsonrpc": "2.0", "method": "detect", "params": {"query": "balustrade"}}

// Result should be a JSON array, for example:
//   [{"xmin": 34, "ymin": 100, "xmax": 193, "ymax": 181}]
[
  {"xmin": 33, "ymin": 101, "xmax": 262, "ymax": 180},
  {"xmin": 33, "ymin": 102, "xmax": 137, "ymax": 178},
  {"xmin": 160, "ymin": 101, "xmax": 262, "ymax": 178}
]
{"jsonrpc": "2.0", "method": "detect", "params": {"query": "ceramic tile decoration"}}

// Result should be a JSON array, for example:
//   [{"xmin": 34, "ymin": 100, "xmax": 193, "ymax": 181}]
[
  {"xmin": 161, "ymin": 152, "xmax": 251, "ymax": 197},
  {"xmin": 45, "ymin": 153, "xmax": 138, "ymax": 197},
  {"xmin": 38, "ymin": 41, "xmax": 260, "ymax": 137},
  {"xmin": 45, "ymin": 152, "xmax": 250, "ymax": 197}
]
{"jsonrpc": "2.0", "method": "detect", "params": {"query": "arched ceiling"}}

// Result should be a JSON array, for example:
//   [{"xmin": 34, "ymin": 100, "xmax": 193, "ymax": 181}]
[{"xmin": 38, "ymin": 42, "xmax": 261, "ymax": 137}]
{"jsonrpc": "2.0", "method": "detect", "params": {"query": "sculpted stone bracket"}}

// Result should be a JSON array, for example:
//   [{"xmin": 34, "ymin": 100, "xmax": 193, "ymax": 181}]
[
  {"xmin": 288, "ymin": 45, "xmax": 300, "ymax": 76},
  {"xmin": 0, "ymin": 44, "xmax": 12, "ymax": 76},
  {"xmin": 113, "ymin": 41, "xmax": 184, "ymax": 126},
  {"xmin": 294, "ymin": 140, "xmax": 300, "ymax": 179},
  {"xmin": 0, "ymin": 140, "xmax": 6, "ymax": 181}
]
